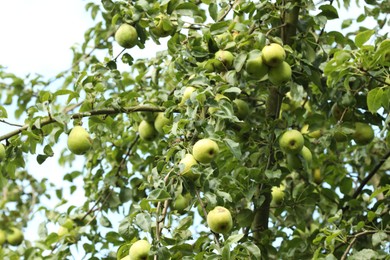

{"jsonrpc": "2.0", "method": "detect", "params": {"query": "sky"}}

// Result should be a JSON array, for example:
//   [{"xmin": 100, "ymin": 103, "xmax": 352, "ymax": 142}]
[{"xmin": 0, "ymin": 0, "xmax": 384, "ymax": 258}]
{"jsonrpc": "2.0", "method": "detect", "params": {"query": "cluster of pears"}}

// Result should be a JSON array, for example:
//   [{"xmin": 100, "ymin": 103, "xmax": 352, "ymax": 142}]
[
  {"xmin": 138, "ymin": 112, "xmax": 171, "ymax": 141},
  {"xmin": 179, "ymin": 138, "xmax": 219, "ymax": 180},
  {"xmin": 115, "ymin": 15, "xmax": 176, "ymax": 50},
  {"xmin": 245, "ymin": 43, "xmax": 292, "ymax": 85},
  {"xmin": 180, "ymin": 87, "xmax": 250, "ymax": 120},
  {"xmin": 0, "ymin": 227, "xmax": 24, "ymax": 246},
  {"xmin": 279, "ymin": 129, "xmax": 312, "ymax": 171},
  {"xmin": 203, "ymin": 43, "xmax": 292, "ymax": 85}
]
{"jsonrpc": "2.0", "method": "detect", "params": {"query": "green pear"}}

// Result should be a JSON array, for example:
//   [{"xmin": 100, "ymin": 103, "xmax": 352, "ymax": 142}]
[
  {"xmin": 313, "ymin": 168, "xmax": 322, "ymax": 185},
  {"xmin": 286, "ymin": 146, "xmax": 312, "ymax": 170},
  {"xmin": 271, "ymin": 186, "xmax": 285, "ymax": 206},
  {"xmin": 57, "ymin": 226, "xmax": 69, "ymax": 237},
  {"xmin": 207, "ymin": 206, "xmax": 233, "ymax": 234},
  {"xmin": 233, "ymin": 99, "xmax": 250, "ymax": 120},
  {"xmin": 279, "ymin": 130, "xmax": 304, "ymax": 154},
  {"xmin": 115, "ymin": 24, "xmax": 138, "ymax": 48},
  {"xmin": 179, "ymin": 154, "xmax": 199, "ymax": 180},
  {"xmin": 67, "ymin": 126, "xmax": 92, "ymax": 155},
  {"xmin": 121, "ymin": 256, "xmax": 131, "ymax": 260},
  {"xmin": 0, "ymin": 229, "xmax": 6, "ymax": 245},
  {"xmin": 138, "ymin": 120, "xmax": 157, "ymax": 141},
  {"xmin": 261, "ymin": 43, "xmax": 286, "ymax": 67},
  {"xmin": 60, "ymin": 218, "xmax": 75, "ymax": 230},
  {"xmin": 353, "ymin": 122, "xmax": 374, "ymax": 145},
  {"xmin": 334, "ymin": 130, "xmax": 349, "ymax": 142},
  {"xmin": 301, "ymin": 125, "xmax": 322, "ymax": 139},
  {"xmin": 0, "ymin": 143, "xmax": 5, "ymax": 161},
  {"xmin": 6, "ymin": 227, "xmax": 24, "ymax": 246},
  {"xmin": 192, "ymin": 139, "xmax": 219, "ymax": 164},
  {"xmin": 268, "ymin": 61, "xmax": 292, "ymax": 85},
  {"xmin": 173, "ymin": 193, "xmax": 191, "ymax": 213},
  {"xmin": 129, "ymin": 240, "xmax": 151, "ymax": 260},
  {"xmin": 180, "ymin": 86, "xmax": 196, "ymax": 106},
  {"xmin": 150, "ymin": 14, "xmax": 176, "ymax": 38},
  {"xmin": 215, "ymin": 50, "xmax": 234, "ymax": 70},
  {"xmin": 154, "ymin": 112, "xmax": 170, "ymax": 134},
  {"xmin": 245, "ymin": 50, "xmax": 269, "ymax": 79}
]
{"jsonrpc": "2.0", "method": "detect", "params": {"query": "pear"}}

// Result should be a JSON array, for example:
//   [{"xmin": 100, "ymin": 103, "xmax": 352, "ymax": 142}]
[
  {"xmin": 154, "ymin": 112, "xmax": 170, "ymax": 134},
  {"xmin": 0, "ymin": 143, "xmax": 5, "ymax": 161},
  {"xmin": 271, "ymin": 186, "xmax": 285, "ymax": 206},
  {"xmin": 353, "ymin": 122, "xmax": 374, "ymax": 145},
  {"xmin": 192, "ymin": 139, "xmax": 219, "ymax": 164},
  {"xmin": 215, "ymin": 50, "xmax": 234, "ymax": 70},
  {"xmin": 268, "ymin": 61, "xmax": 292, "ymax": 85},
  {"xmin": 179, "ymin": 154, "xmax": 199, "ymax": 180},
  {"xmin": 207, "ymin": 206, "xmax": 233, "ymax": 234},
  {"xmin": 0, "ymin": 229, "xmax": 5, "ymax": 245},
  {"xmin": 261, "ymin": 43, "xmax": 286, "ymax": 67},
  {"xmin": 6, "ymin": 227, "xmax": 24, "ymax": 246},
  {"xmin": 279, "ymin": 130, "xmax": 304, "ymax": 154},
  {"xmin": 180, "ymin": 86, "xmax": 196, "ymax": 106},
  {"xmin": 115, "ymin": 24, "xmax": 138, "ymax": 48},
  {"xmin": 67, "ymin": 126, "xmax": 92, "ymax": 155},
  {"xmin": 138, "ymin": 120, "xmax": 157, "ymax": 141},
  {"xmin": 233, "ymin": 99, "xmax": 250, "ymax": 120},
  {"xmin": 245, "ymin": 50, "xmax": 269, "ymax": 79},
  {"xmin": 129, "ymin": 240, "xmax": 151, "ymax": 260}
]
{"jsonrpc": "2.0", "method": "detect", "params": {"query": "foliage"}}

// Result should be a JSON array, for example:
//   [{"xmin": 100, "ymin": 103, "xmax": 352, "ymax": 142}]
[{"xmin": 0, "ymin": 0, "xmax": 389, "ymax": 259}]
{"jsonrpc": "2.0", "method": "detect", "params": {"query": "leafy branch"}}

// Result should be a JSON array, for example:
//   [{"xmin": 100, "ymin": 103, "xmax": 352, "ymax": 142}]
[
  {"xmin": 0, "ymin": 105, "xmax": 165, "ymax": 141},
  {"xmin": 81, "ymin": 135, "xmax": 140, "ymax": 223}
]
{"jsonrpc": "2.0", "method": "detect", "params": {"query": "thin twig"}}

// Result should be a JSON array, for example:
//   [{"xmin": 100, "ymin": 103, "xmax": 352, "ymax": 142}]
[
  {"xmin": 195, "ymin": 189, "xmax": 221, "ymax": 248},
  {"xmin": 351, "ymin": 150, "xmax": 390, "ymax": 199},
  {"xmin": 340, "ymin": 230, "xmax": 377, "ymax": 260},
  {"xmin": 0, "ymin": 119, "xmax": 23, "ymax": 127}
]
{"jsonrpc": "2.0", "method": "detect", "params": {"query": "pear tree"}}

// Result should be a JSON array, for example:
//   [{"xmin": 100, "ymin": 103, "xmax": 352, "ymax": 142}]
[{"xmin": 0, "ymin": 0, "xmax": 389, "ymax": 259}]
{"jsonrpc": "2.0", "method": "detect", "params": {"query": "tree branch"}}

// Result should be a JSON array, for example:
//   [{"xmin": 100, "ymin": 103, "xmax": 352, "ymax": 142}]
[
  {"xmin": 351, "ymin": 150, "xmax": 390, "ymax": 199},
  {"xmin": 340, "ymin": 230, "xmax": 377, "ymax": 260},
  {"xmin": 0, "ymin": 105, "xmax": 165, "ymax": 141},
  {"xmin": 281, "ymin": 0, "xmax": 300, "ymax": 45}
]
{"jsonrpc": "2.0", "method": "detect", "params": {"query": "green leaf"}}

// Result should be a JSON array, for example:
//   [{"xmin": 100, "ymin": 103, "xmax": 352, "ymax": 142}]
[
  {"xmin": 146, "ymin": 189, "xmax": 171, "ymax": 202},
  {"xmin": 0, "ymin": 106, "xmax": 8, "ymax": 118},
  {"xmin": 37, "ymin": 154, "xmax": 49, "ymax": 165},
  {"xmin": 225, "ymin": 233, "xmax": 244, "ymax": 245},
  {"xmin": 135, "ymin": 212, "xmax": 151, "ymax": 232},
  {"xmin": 319, "ymin": 5, "xmax": 339, "ymax": 20},
  {"xmin": 210, "ymin": 21, "xmax": 232, "ymax": 35},
  {"xmin": 355, "ymin": 30, "xmax": 375, "ymax": 48},
  {"xmin": 209, "ymin": 3, "xmax": 217, "ymax": 21},
  {"xmin": 367, "ymin": 87, "xmax": 383, "ymax": 113},
  {"xmin": 369, "ymin": 185, "xmax": 390, "ymax": 201},
  {"xmin": 350, "ymin": 249, "xmax": 378, "ymax": 260},
  {"xmin": 372, "ymin": 231, "xmax": 387, "ymax": 247},
  {"xmin": 224, "ymin": 138, "xmax": 241, "ymax": 159},
  {"xmin": 239, "ymin": 242, "xmax": 261, "ymax": 259}
]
